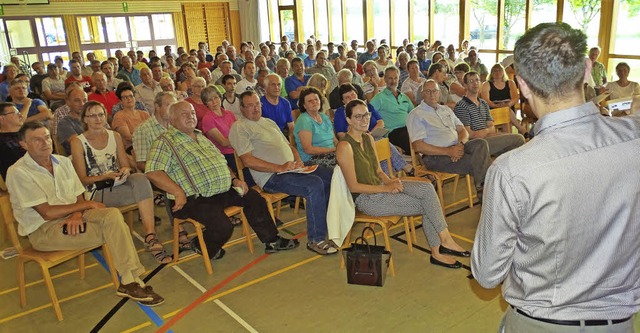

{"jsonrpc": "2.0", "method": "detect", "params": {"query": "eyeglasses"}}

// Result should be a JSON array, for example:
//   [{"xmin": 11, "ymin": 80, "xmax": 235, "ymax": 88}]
[
  {"xmin": 0, "ymin": 111, "xmax": 19, "ymax": 116},
  {"xmin": 121, "ymin": 94, "xmax": 135, "ymax": 100},
  {"xmin": 85, "ymin": 113, "xmax": 106, "ymax": 119},
  {"xmin": 423, "ymin": 89, "xmax": 439, "ymax": 95},
  {"xmin": 352, "ymin": 113, "xmax": 371, "ymax": 121}
]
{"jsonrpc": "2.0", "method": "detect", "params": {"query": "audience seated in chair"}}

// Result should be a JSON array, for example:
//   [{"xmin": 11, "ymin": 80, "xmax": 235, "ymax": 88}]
[
  {"xmin": 145, "ymin": 100, "xmax": 298, "ymax": 260},
  {"xmin": 6, "ymin": 121, "xmax": 164, "ymax": 306},
  {"xmin": 0, "ymin": 103, "xmax": 26, "ymax": 179},
  {"xmin": 57, "ymin": 84, "xmax": 88, "ymax": 155},
  {"xmin": 453, "ymin": 72, "xmax": 525, "ymax": 156},
  {"xmin": 336, "ymin": 99, "xmax": 469, "ymax": 269},
  {"xmin": 229, "ymin": 91, "xmax": 337, "ymax": 255},
  {"xmin": 407, "ymin": 79, "xmax": 491, "ymax": 196}
]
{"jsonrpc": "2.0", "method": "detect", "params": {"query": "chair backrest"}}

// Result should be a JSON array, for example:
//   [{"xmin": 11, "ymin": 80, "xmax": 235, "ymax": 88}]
[
  {"xmin": 490, "ymin": 107, "xmax": 511, "ymax": 133},
  {"xmin": 408, "ymin": 141, "xmax": 422, "ymax": 169},
  {"xmin": 0, "ymin": 174, "xmax": 6, "ymax": 192},
  {"xmin": 0, "ymin": 194, "xmax": 24, "ymax": 253},
  {"xmin": 374, "ymin": 138, "xmax": 394, "ymax": 179}
]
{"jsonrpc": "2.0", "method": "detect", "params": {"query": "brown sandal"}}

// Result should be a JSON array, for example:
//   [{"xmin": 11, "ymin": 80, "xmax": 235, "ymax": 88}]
[{"xmin": 144, "ymin": 233, "xmax": 172, "ymax": 264}]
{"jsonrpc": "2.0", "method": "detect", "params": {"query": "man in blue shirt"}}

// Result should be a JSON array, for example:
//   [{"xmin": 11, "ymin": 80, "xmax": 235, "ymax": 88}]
[
  {"xmin": 261, "ymin": 74, "xmax": 294, "ymax": 137},
  {"xmin": 118, "ymin": 56, "xmax": 142, "ymax": 86},
  {"xmin": 357, "ymin": 40, "xmax": 378, "ymax": 65},
  {"xmin": 284, "ymin": 58, "xmax": 310, "ymax": 110}
]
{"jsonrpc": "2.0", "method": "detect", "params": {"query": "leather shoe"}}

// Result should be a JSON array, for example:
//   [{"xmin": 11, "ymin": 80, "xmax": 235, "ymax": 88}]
[
  {"xmin": 439, "ymin": 245, "xmax": 470, "ymax": 257},
  {"xmin": 430, "ymin": 256, "xmax": 462, "ymax": 269}
]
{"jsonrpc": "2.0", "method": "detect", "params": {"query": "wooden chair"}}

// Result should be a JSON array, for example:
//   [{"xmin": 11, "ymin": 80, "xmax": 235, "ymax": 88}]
[
  {"xmin": 490, "ymin": 107, "xmax": 512, "ymax": 133},
  {"xmin": 0, "ymin": 194, "xmax": 119, "ymax": 321},
  {"xmin": 171, "ymin": 206, "xmax": 252, "ymax": 275},
  {"xmin": 340, "ymin": 138, "xmax": 417, "ymax": 276},
  {"xmin": 119, "ymin": 203, "xmax": 139, "ymax": 231},
  {"xmin": 408, "ymin": 143, "xmax": 474, "ymax": 213},
  {"xmin": 234, "ymin": 152, "xmax": 290, "ymax": 222}
]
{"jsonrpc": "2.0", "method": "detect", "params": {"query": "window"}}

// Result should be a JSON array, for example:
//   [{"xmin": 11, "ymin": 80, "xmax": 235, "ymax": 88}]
[
  {"xmin": 344, "ymin": 0, "xmax": 364, "ymax": 43},
  {"xmin": 612, "ymin": 0, "xmax": 640, "ymax": 55},
  {"xmin": 259, "ymin": 0, "xmax": 270, "ymax": 41},
  {"xmin": 372, "ymin": 0, "xmax": 390, "ymax": 43},
  {"xmin": 412, "ymin": 0, "xmax": 429, "ymax": 43},
  {"xmin": 392, "ymin": 0, "xmax": 409, "ymax": 46},
  {"xmin": 279, "ymin": 0, "xmax": 294, "ymax": 5},
  {"xmin": 77, "ymin": 16, "xmax": 105, "ymax": 44},
  {"xmin": 129, "ymin": 16, "xmax": 151, "ymax": 41},
  {"xmin": 502, "ymin": 0, "xmax": 526, "ymax": 50},
  {"xmin": 329, "ymin": 0, "xmax": 343, "ymax": 42},
  {"xmin": 268, "ymin": 0, "xmax": 281, "ymax": 42},
  {"xmin": 302, "ymin": 0, "xmax": 315, "ymax": 40},
  {"xmin": 316, "ymin": 0, "xmax": 329, "ymax": 43},
  {"xmin": 608, "ymin": 59, "xmax": 640, "ymax": 83},
  {"xmin": 530, "ymin": 0, "xmax": 557, "ymax": 29},
  {"xmin": 36, "ymin": 17, "xmax": 66, "ymax": 47},
  {"xmin": 562, "ymin": 0, "xmax": 600, "ymax": 47},
  {"xmin": 152, "ymin": 14, "xmax": 175, "ymax": 40},
  {"xmin": 105, "ymin": 17, "xmax": 129, "ymax": 42},
  {"xmin": 280, "ymin": 9, "xmax": 296, "ymax": 43},
  {"xmin": 6, "ymin": 20, "xmax": 35, "ymax": 48},
  {"xmin": 477, "ymin": 51, "xmax": 497, "ymax": 67},
  {"xmin": 433, "ymin": 0, "xmax": 459, "ymax": 45},
  {"xmin": 469, "ymin": 0, "xmax": 497, "ymax": 50}
]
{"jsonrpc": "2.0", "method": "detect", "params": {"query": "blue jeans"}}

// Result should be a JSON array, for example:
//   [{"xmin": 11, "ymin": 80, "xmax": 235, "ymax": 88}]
[{"xmin": 262, "ymin": 166, "xmax": 333, "ymax": 242}]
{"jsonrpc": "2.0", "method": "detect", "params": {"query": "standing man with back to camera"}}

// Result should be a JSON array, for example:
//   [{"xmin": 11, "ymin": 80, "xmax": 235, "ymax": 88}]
[{"xmin": 472, "ymin": 22, "xmax": 640, "ymax": 333}]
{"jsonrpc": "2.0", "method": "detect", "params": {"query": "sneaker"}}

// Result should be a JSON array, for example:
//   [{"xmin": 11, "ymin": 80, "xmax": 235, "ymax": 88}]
[
  {"xmin": 265, "ymin": 236, "xmax": 300, "ymax": 253},
  {"xmin": 116, "ymin": 282, "xmax": 154, "ymax": 302},
  {"xmin": 306, "ymin": 240, "xmax": 338, "ymax": 255},
  {"xmin": 137, "ymin": 286, "xmax": 165, "ymax": 306},
  {"xmin": 190, "ymin": 237, "xmax": 225, "ymax": 260}
]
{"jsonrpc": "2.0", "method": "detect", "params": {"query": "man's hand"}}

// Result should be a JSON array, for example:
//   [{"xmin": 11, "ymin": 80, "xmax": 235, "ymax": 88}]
[
  {"xmin": 232, "ymin": 178, "xmax": 249, "ymax": 196},
  {"xmin": 448, "ymin": 143, "xmax": 464, "ymax": 162},
  {"xmin": 60, "ymin": 212, "xmax": 85, "ymax": 236},
  {"xmin": 172, "ymin": 189, "xmax": 187, "ymax": 212},
  {"xmin": 384, "ymin": 178, "xmax": 404, "ymax": 193},
  {"xmin": 84, "ymin": 200, "xmax": 106, "ymax": 210},
  {"xmin": 472, "ymin": 128, "xmax": 490, "ymax": 139},
  {"xmin": 278, "ymin": 161, "xmax": 302, "ymax": 173}
]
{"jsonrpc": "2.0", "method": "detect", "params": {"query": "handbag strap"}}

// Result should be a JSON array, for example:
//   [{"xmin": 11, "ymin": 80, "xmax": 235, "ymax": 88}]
[
  {"xmin": 360, "ymin": 226, "xmax": 378, "ymax": 246},
  {"xmin": 158, "ymin": 133, "xmax": 200, "ymax": 198}
]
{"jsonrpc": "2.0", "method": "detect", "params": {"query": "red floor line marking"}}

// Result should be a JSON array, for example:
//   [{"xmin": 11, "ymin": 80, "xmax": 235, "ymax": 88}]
[{"xmin": 155, "ymin": 231, "xmax": 307, "ymax": 333}]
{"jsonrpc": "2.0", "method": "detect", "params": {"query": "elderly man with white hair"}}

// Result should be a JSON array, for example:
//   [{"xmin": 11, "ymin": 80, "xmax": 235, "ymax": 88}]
[{"xmin": 328, "ymin": 69, "xmax": 365, "ymax": 109}]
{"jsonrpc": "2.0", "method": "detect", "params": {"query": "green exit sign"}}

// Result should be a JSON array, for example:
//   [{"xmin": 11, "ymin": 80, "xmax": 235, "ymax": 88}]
[{"xmin": 122, "ymin": 2, "xmax": 129, "ymax": 13}]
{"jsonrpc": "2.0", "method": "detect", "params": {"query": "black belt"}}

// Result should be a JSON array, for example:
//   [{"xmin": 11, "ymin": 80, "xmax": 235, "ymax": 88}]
[{"xmin": 511, "ymin": 306, "xmax": 631, "ymax": 326}]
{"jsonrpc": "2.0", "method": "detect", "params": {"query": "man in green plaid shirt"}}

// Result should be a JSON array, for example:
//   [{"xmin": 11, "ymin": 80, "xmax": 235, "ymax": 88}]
[{"xmin": 145, "ymin": 101, "xmax": 299, "ymax": 259}]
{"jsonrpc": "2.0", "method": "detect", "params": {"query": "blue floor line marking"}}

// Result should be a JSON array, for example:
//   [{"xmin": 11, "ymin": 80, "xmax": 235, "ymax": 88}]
[{"xmin": 91, "ymin": 249, "xmax": 173, "ymax": 332}]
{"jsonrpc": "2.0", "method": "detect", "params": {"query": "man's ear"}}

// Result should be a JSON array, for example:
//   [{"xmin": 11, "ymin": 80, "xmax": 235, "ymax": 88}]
[
  {"xmin": 18, "ymin": 139, "xmax": 28, "ymax": 151},
  {"xmin": 516, "ymin": 75, "xmax": 532, "ymax": 101}
]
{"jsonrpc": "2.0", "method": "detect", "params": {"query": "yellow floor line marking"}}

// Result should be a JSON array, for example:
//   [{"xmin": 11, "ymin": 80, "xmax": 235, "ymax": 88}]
[
  {"xmin": 0, "ymin": 283, "xmax": 114, "ymax": 324},
  {"xmin": 122, "ymin": 256, "xmax": 322, "ymax": 333},
  {"xmin": 450, "ymin": 232, "xmax": 475, "ymax": 244}
]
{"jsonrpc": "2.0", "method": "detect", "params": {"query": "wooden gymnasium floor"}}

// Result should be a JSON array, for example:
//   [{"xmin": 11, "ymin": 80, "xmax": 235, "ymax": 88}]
[{"xmin": 1, "ymin": 181, "xmax": 639, "ymax": 333}]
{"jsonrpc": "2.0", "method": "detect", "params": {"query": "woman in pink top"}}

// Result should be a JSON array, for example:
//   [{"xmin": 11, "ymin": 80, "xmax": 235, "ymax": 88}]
[
  {"xmin": 184, "ymin": 77, "xmax": 208, "ymax": 130},
  {"xmin": 112, "ymin": 82, "xmax": 149, "ymax": 152}
]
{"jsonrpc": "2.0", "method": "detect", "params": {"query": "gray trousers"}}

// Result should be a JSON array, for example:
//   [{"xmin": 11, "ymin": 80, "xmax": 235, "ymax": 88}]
[
  {"xmin": 501, "ymin": 306, "xmax": 634, "ymax": 333},
  {"xmin": 354, "ymin": 180, "xmax": 447, "ymax": 247},
  {"xmin": 93, "ymin": 173, "xmax": 153, "ymax": 206},
  {"xmin": 421, "ymin": 138, "xmax": 491, "ymax": 188},
  {"xmin": 28, "ymin": 208, "xmax": 145, "ymax": 285},
  {"xmin": 485, "ymin": 133, "xmax": 525, "ymax": 157}
]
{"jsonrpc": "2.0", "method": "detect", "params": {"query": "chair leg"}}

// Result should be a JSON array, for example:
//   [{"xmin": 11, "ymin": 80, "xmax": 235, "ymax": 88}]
[
  {"xmin": 403, "ymin": 217, "xmax": 413, "ymax": 253},
  {"xmin": 378, "ymin": 222, "xmax": 395, "ymax": 277},
  {"xmin": 18, "ymin": 258, "xmax": 27, "ymax": 307},
  {"xmin": 340, "ymin": 229, "xmax": 353, "ymax": 269},
  {"xmin": 172, "ymin": 219, "xmax": 181, "ymax": 263},
  {"xmin": 275, "ymin": 201, "xmax": 282, "ymax": 219},
  {"xmin": 101, "ymin": 244, "xmax": 120, "ymax": 288},
  {"xmin": 293, "ymin": 197, "xmax": 301, "ymax": 214},
  {"xmin": 78, "ymin": 254, "xmax": 85, "ymax": 280},
  {"xmin": 410, "ymin": 216, "xmax": 418, "ymax": 243},
  {"xmin": 465, "ymin": 175, "xmax": 474, "ymax": 208},
  {"xmin": 41, "ymin": 266, "xmax": 63, "ymax": 321},
  {"xmin": 126, "ymin": 211, "xmax": 134, "ymax": 232},
  {"xmin": 436, "ymin": 178, "xmax": 446, "ymax": 213},
  {"xmin": 239, "ymin": 211, "xmax": 254, "ymax": 254},
  {"xmin": 452, "ymin": 175, "xmax": 459, "ymax": 195},
  {"xmin": 265, "ymin": 199, "xmax": 276, "ymax": 222},
  {"xmin": 195, "ymin": 223, "xmax": 213, "ymax": 275}
]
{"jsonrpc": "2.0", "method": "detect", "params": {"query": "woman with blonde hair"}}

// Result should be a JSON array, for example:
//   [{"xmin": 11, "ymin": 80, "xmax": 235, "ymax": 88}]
[
  {"xmin": 480, "ymin": 63, "xmax": 528, "ymax": 135},
  {"xmin": 306, "ymin": 73, "xmax": 331, "ymax": 114}
]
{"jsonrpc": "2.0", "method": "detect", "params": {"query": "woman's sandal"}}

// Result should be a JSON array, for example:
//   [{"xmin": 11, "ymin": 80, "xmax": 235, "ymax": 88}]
[
  {"xmin": 144, "ymin": 233, "xmax": 172, "ymax": 264},
  {"xmin": 153, "ymin": 194, "xmax": 166, "ymax": 207},
  {"xmin": 230, "ymin": 216, "xmax": 243, "ymax": 227},
  {"xmin": 178, "ymin": 231, "xmax": 192, "ymax": 253}
]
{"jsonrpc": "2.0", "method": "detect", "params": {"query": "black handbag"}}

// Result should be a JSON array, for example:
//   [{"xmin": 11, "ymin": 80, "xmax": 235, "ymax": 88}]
[{"xmin": 343, "ymin": 227, "xmax": 391, "ymax": 287}]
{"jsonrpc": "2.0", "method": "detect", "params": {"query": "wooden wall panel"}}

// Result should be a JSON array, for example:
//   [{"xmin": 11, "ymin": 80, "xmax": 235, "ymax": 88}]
[
  {"xmin": 204, "ymin": 2, "xmax": 231, "ymax": 48},
  {"xmin": 182, "ymin": 3, "xmax": 208, "ymax": 50},
  {"xmin": 229, "ymin": 10, "xmax": 241, "ymax": 47}
]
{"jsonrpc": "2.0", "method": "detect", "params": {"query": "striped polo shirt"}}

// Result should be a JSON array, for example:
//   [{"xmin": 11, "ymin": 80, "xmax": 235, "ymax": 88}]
[{"xmin": 453, "ymin": 96, "xmax": 493, "ymax": 131}]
